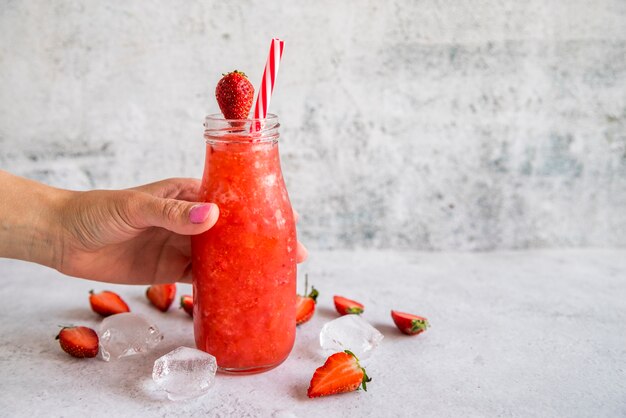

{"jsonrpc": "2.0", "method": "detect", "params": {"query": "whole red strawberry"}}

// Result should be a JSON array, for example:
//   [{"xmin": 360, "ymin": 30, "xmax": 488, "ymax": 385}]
[
  {"xmin": 215, "ymin": 70, "xmax": 254, "ymax": 119},
  {"xmin": 89, "ymin": 290, "xmax": 130, "ymax": 317},
  {"xmin": 307, "ymin": 350, "xmax": 371, "ymax": 398},
  {"xmin": 56, "ymin": 326, "xmax": 99, "ymax": 358},
  {"xmin": 180, "ymin": 295, "xmax": 193, "ymax": 318},
  {"xmin": 146, "ymin": 283, "xmax": 177, "ymax": 312}
]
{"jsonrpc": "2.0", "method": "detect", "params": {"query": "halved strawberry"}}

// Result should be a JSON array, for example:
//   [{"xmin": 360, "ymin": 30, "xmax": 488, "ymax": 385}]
[
  {"xmin": 56, "ymin": 326, "xmax": 99, "ymax": 358},
  {"xmin": 333, "ymin": 295, "xmax": 364, "ymax": 316},
  {"xmin": 89, "ymin": 290, "xmax": 130, "ymax": 317},
  {"xmin": 146, "ymin": 284, "xmax": 177, "ymax": 312},
  {"xmin": 391, "ymin": 310, "xmax": 429, "ymax": 335},
  {"xmin": 180, "ymin": 295, "xmax": 193, "ymax": 318},
  {"xmin": 307, "ymin": 350, "xmax": 371, "ymax": 398},
  {"xmin": 296, "ymin": 274, "xmax": 319, "ymax": 326}
]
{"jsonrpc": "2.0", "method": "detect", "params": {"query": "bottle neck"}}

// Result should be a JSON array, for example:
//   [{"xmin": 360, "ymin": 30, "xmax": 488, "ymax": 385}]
[{"xmin": 204, "ymin": 114, "xmax": 280, "ymax": 145}]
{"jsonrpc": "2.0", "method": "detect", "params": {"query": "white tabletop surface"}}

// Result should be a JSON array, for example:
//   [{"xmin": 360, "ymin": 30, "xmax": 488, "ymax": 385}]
[{"xmin": 0, "ymin": 249, "xmax": 625, "ymax": 417}]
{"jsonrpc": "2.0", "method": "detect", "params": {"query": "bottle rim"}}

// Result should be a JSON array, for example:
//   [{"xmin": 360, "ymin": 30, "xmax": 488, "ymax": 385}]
[{"xmin": 204, "ymin": 113, "xmax": 280, "ymax": 144}]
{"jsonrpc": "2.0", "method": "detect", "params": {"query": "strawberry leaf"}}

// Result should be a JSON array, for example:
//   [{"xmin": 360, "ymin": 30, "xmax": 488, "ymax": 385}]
[
  {"xmin": 308, "ymin": 286, "xmax": 319, "ymax": 302},
  {"xmin": 346, "ymin": 307, "xmax": 364, "ymax": 315},
  {"xmin": 411, "ymin": 318, "xmax": 429, "ymax": 333},
  {"xmin": 361, "ymin": 370, "xmax": 372, "ymax": 391}
]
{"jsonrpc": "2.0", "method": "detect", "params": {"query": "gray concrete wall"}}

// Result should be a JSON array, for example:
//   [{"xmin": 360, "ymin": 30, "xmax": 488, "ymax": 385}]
[{"xmin": 1, "ymin": 1, "xmax": 625, "ymax": 250}]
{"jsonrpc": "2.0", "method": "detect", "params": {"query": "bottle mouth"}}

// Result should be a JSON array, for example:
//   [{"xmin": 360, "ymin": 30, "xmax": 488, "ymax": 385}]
[{"xmin": 204, "ymin": 113, "xmax": 280, "ymax": 144}]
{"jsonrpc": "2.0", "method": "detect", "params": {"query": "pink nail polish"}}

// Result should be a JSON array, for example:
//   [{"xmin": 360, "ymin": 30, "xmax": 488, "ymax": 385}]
[{"xmin": 189, "ymin": 204, "xmax": 212, "ymax": 224}]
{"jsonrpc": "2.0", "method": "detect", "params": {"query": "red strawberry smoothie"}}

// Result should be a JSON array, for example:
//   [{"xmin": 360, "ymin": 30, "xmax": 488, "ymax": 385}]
[{"xmin": 191, "ymin": 119, "xmax": 297, "ymax": 373}]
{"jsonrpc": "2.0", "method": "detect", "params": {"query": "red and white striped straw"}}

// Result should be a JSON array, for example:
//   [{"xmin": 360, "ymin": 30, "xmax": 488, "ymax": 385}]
[{"xmin": 251, "ymin": 38, "xmax": 284, "ymax": 132}]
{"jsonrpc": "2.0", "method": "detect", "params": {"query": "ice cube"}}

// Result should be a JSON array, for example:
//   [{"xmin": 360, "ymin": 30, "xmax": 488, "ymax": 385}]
[
  {"xmin": 152, "ymin": 346, "xmax": 217, "ymax": 401},
  {"xmin": 99, "ymin": 313, "xmax": 163, "ymax": 361},
  {"xmin": 320, "ymin": 315, "xmax": 383, "ymax": 360}
]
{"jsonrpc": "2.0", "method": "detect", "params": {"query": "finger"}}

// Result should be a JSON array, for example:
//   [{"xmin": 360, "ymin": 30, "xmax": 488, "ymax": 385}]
[
  {"xmin": 177, "ymin": 262, "xmax": 193, "ymax": 284},
  {"xmin": 178, "ymin": 276, "xmax": 192, "ymax": 284},
  {"xmin": 129, "ymin": 178, "xmax": 202, "ymax": 201},
  {"xmin": 296, "ymin": 240, "xmax": 308, "ymax": 263},
  {"xmin": 128, "ymin": 193, "xmax": 219, "ymax": 235}
]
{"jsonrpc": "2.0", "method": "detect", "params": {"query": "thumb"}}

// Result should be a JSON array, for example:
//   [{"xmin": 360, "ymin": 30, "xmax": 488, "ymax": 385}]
[{"xmin": 130, "ymin": 194, "xmax": 219, "ymax": 235}]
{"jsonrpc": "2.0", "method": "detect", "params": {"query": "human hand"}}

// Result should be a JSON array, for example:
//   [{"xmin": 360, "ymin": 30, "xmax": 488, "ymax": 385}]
[{"xmin": 55, "ymin": 178, "xmax": 307, "ymax": 285}]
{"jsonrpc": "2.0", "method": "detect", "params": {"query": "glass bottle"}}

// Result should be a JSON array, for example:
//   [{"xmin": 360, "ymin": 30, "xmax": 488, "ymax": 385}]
[{"xmin": 191, "ymin": 114, "xmax": 297, "ymax": 374}]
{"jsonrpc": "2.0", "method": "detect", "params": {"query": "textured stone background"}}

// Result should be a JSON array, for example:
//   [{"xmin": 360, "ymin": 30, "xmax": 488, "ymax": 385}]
[{"xmin": 1, "ymin": 0, "xmax": 625, "ymax": 250}]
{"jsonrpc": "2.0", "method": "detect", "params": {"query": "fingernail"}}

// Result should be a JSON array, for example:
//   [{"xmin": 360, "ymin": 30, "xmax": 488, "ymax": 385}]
[{"xmin": 189, "ymin": 204, "xmax": 212, "ymax": 224}]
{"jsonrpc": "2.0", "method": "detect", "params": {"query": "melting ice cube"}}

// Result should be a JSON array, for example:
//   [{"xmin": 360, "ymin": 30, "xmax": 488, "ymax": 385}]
[
  {"xmin": 152, "ymin": 346, "xmax": 217, "ymax": 401},
  {"xmin": 320, "ymin": 315, "xmax": 383, "ymax": 360},
  {"xmin": 99, "ymin": 313, "xmax": 163, "ymax": 361}
]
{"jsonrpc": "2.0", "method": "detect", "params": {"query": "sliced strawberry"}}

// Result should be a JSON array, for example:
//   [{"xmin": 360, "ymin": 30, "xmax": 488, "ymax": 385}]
[
  {"xmin": 296, "ymin": 275, "xmax": 319, "ymax": 326},
  {"xmin": 333, "ymin": 295, "xmax": 364, "ymax": 316},
  {"xmin": 391, "ymin": 310, "xmax": 429, "ymax": 335},
  {"xmin": 307, "ymin": 350, "xmax": 371, "ymax": 398},
  {"xmin": 296, "ymin": 296, "xmax": 315, "ymax": 325},
  {"xmin": 89, "ymin": 290, "xmax": 130, "ymax": 317},
  {"xmin": 180, "ymin": 295, "xmax": 193, "ymax": 318},
  {"xmin": 146, "ymin": 283, "xmax": 177, "ymax": 312},
  {"xmin": 56, "ymin": 326, "xmax": 99, "ymax": 358}
]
